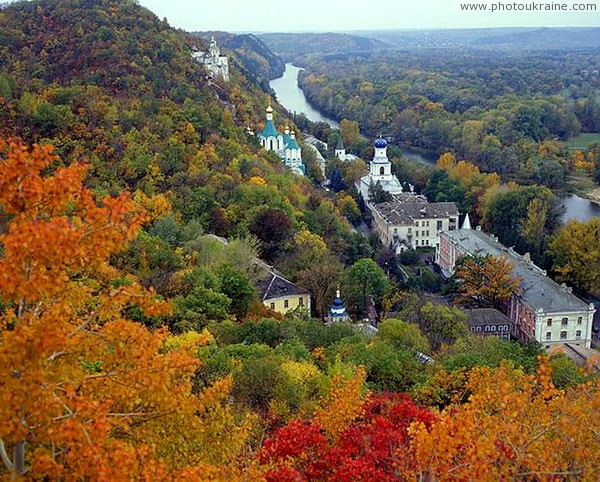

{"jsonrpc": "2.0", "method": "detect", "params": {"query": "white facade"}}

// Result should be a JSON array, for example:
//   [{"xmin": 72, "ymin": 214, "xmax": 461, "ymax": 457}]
[
  {"xmin": 258, "ymin": 106, "xmax": 305, "ymax": 176},
  {"xmin": 371, "ymin": 195, "xmax": 459, "ymax": 252},
  {"xmin": 439, "ymin": 227, "xmax": 596, "ymax": 350},
  {"xmin": 358, "ymin": 137, "xmax": 403, "ymax": 206},
  {"xmin": 193, "ymin": 36, "xmax": 230, "ymax": 82}
]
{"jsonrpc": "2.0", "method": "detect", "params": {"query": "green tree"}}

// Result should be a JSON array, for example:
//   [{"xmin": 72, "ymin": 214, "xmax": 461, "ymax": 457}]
[
  {"xmin": 377, "ymin": 318, "xmax": 430, "ymax": 354},
  {"xmin": 345, "ymin": 258, "xmax": 390, "ymax": 317},
  {"xmin": 217, "ymin": 265, "xmax": 255, "ymax": 319},
  {"xmin": 418, "ymin": 303, "xmax": 468, "ymax": 350}
]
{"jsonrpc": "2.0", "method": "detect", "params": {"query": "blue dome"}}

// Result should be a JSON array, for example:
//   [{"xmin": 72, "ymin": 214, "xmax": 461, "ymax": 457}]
[{"xmin": 374, "ymin": 137, "xmax": 388, "ymax": 149}]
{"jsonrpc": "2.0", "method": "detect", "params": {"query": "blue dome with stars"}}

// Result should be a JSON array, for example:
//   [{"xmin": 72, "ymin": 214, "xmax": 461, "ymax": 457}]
[{"xmin": 374, "ymin": 137, "xmax": 388, "ymax": 149}]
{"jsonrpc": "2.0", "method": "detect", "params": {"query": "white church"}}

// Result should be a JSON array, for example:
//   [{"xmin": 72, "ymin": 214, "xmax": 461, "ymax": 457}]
[
  {"xmin": 357, "ymin": 137, "xmax": 403, "ymax": 206},
  {"xmin": 258, "ymin": 105, "xmax": 305, "ymax": 176},
  {"xmin": 192, "ymin": 36, "xmax": 229, "ymax": 82}
]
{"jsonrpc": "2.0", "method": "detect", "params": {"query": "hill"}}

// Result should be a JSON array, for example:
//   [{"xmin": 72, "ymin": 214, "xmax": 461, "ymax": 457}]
[
  {"xmin": 258, "ymin": 32, "xmax": 388, "ymax": 60},
  {"xmin": 360, "ymin": 27, "xmax": 600, "ymax": 51},
  {"xmin": 0, "ymin": 0, "xmax": 357, "ymax": 302}
]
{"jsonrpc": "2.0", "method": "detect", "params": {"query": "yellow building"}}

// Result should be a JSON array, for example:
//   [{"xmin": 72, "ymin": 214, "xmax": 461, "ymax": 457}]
[{"xmin": 260, "ymin": 271, "xmax": 311, "ymax": 315}]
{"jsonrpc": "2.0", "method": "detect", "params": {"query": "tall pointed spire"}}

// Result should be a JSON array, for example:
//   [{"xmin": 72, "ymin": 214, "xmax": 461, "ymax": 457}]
[{"xmin": 462, "ymin": 213, "xmax": 472, "ymax": 230}]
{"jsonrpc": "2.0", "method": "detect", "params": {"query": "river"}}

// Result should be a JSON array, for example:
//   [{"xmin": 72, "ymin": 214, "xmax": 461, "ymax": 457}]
[{"xmin": 270, "ymin": 63, "xmax": 599, "ymax": 224}]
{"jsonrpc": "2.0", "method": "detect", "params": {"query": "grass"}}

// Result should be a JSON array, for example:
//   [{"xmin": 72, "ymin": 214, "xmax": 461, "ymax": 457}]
[{"xmin": 562, "ymin": 133, "xmax": 600, "ymax": 152}]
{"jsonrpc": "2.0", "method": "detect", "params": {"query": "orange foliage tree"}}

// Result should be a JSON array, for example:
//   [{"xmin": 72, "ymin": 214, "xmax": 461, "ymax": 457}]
[
  {"xmin": 409, "ymin": 359, "xmax": 600, "ymax": 480},
  {"xmin": 0, "ymin": 139, "xmax": 256, "ymax": 480},
  {"xmin": 455, "ymin": 254, "xmax": 522, "ymax": 310}
]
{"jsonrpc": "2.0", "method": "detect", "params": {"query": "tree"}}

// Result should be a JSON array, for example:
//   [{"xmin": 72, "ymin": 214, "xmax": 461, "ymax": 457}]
[
  {"xmin": 455, "ymin": 255, "xmax": 522, "ymax": 310},
  {"xmin": 377, "ymin": 318, "xmax": 430, "ymax": 354},
  {"xmin": 367, "ymin": 180, "xmax": 392, "ymax": 204},
  {"xmin": 345, "ymin": 258, "xmax": 390, "ymax": 318},
  {"xmin": 417, "ymin": 303, "xmax": 468, "ymax": 350},
  {"xmin": 520, "ymin": 197, "xmax": 549, "ymax": 259},
  {"xmin": 409, "ymin": 360, "xmax": 600, "ymax": 480},
  {"xmin": 249, "ymin": 208, "xmax": 294, "ymax": 261},
  {"xmin": 0, "ymin": 139, "xmax": 254, "ymax": 479},
  {"xmin": 340, "ymin": 118, "xmax": 360, "ymax": 147},
  {"xmin": 549, "ymin": 219, "xmax": 600, "ymax": 295}
]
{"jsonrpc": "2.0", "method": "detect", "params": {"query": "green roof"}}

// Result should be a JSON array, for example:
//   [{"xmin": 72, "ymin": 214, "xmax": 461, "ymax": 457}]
[
  {"xmin": 285, "ymin": 136, "xmax": 300, "ymax": 150},
  {"xmin": 260, "ymin": 119, "xmax": 279, "ymax": 139},
  {"xmin": 336, "ymin": 136, "xmax": 344, "ymax": 149}
]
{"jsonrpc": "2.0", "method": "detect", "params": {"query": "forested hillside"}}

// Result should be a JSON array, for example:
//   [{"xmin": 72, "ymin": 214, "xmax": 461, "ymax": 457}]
[
  {"xmin": 1, "ymin": 1, "xmax": 600, "ymax": 480},
  {"xmin": 298, "ymin": 49, "xmax": 600, "ymax": 189}
]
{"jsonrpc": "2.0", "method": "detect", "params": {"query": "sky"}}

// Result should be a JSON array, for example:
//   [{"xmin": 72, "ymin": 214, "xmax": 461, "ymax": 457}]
[{"xmin": 138, "ymin": 0, "xmax": 599, "ymax": 32}]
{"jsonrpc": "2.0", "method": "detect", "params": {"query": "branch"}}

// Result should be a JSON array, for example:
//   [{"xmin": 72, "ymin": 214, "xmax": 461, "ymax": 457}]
[{"xmin": 0, "ymin": 439, "xmax": 13, "ymax": 471}]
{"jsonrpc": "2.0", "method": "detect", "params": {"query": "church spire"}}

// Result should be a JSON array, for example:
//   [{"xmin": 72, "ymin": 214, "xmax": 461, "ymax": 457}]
[{"xmin": 462, "ymin": 213, "xmax": 472, "ymax": 230}]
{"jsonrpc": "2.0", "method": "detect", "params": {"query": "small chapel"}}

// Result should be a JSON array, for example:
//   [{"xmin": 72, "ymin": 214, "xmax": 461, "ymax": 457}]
[
  {"xmin": 258, "ymin": 105, "xmax": 305, "ymax": 176},
  {"xmin": 357, "ymin": 136, "xmax": 403, "ymax": 206}
]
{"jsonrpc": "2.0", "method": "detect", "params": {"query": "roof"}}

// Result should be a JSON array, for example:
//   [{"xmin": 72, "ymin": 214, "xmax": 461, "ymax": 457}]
[
  {"xmin": 260, "ymin": 119, "xmax": 279, "ymax": 139},
  {"xmin": 373, "ymin": 199, "xmax": 459, "ymax": 226},
  {"xmin": 443, "ymin": 228, "xmax": 592, "ymax": 314},
  {"xmin": 336, "ymin": 136, "xmax": 344, "ymax": 149},
  {"xmin": 259, "ymin": 271, "xmax": 310, "ymax": 301},
  {"xmin": 285, "ymin": 134, "xmax": 300, "ymax": 150},
  {"xmin": 466, "ymin": 308, "xmax": 512, "ymax": 328}
]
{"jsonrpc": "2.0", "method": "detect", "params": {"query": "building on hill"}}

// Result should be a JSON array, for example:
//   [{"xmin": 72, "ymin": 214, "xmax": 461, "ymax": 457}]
[
  {"xmin": 327, "ymin": 288, "xmax": 349, "ymax": 323},
  {"xmin": 257, "ymin": 105, "xmax": 305, "ymax": 176},
  {"xmin": 438, "ymin": 226, "xmax": 596, "ymax": 349},
  {"xmin": 335, "ymin": 136, "xmax": 358, "ymax": 162},
  {"xmin": 192, "ymin": 36, "xmax": 229, "ymax": 82},
  {"xmin": 206, "ymin": 234, "xmax": 311, "ymax": 316},
  {"xmin": 357, "ymin": 137, "xmax": 403, "ymax": 206},
  {"xmin": 371, "ymin": 192, "xmax": 459, "ymax": 252},
  {"xmin": 259, "ymin": 271, "xmax": 311, "ymax": 315}
]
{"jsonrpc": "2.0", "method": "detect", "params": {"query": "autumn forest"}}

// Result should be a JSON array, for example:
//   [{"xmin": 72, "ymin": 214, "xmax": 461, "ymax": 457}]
[{"xmin": 1, "ymin": 0, "xmax": 600, "ymax": 480}]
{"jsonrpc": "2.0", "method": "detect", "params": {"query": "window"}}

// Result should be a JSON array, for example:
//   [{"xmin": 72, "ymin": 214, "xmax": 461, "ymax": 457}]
[
  {"xmin": 299, "ymin": 297, "xmax": 304, "ymax": 306},
  {"xmin": 546, "ymin": 332, "xmax": 552, "ymax": 340},
  {"xmin": 576, "ymin": 330, "xmax": 582, "ymax": 339},
  {"xmin": 270, "ymin": 302, "xmax": 275, "ymax": 310},
  {"xmin": 578, "ymin": 316, "xmax": 583, "ymax": 324},
  {"xmin": 437, "ymin": 220, "xmax": 443, "ymax": 230},
  {"xmin": 561, "ymin": 317, "xmax": 568, "ymax": 325},
  {"xmin": 560, "ymin": 331, "xmax": 567, "ymax": 340},
  {"xmin": 393, "ymin": 228, "xmax": 398, "ymax": 234},
  {"xmin": 426, "ymin": 221, "xmax": 430, "ymax": 227},
  {"xmin": 426, "ymin": 239, "xmax": 429, "ymax": 246},
  {"xmin": 415, "ymin": 221, "xmax": 419, "ymax": 227},
  {"xmin": 380, "ymin": 166, "xmax": 385, "ymax": 176},
  {"xmin": 547, "ymin": 319, "xmax": 552, "ymax": 327},
  {"xmin": 408, "ymin": 227, "xmax": 412, "ymax": 234},
  {"xmin": 476, "ymin": 326, "xmax": 481, "ymax": 332},
  {"xmin": 284, "ymin": 299, "xmax": 289, "ymax": 308},
  {"xmin": 426, "ymin": 230, "xmax": 430, "ymax": 236},
  {"xmin": 422, "ymin": 231, "xmax": 426, "ymax": 236},
  {"xmin": 485, "ymin": 326, "xmax": 490, "ymax": 332},
  {"xmin": 491, "ymin": 326, "xmax": 496, "ymax": 332}
]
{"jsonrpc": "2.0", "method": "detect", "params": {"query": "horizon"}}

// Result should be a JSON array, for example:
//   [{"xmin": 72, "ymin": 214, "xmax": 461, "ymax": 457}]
[{"xmin": 137, "ymin": 0, "xmax": 599, "ymax": 32}]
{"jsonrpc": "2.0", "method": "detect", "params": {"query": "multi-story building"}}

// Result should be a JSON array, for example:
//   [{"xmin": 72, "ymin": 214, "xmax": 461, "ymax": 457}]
[
  {"xmin": 438, "ymin": 226, "xmax": 596, "ymax": 349},
  {"xmin": 371, "ymin": 193, "xmax": 459, "ymax": 252}
]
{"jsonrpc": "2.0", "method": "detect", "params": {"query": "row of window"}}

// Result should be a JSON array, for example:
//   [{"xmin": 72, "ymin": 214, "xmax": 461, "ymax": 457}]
[
  {"xmin": 270, "ymin": 297, "xmax": 305, "ymax": 310},
  {"xmin": 546, "ymin": 316, "xmax": 583, "ymax": 326},
  {"xmin": 414, "ymin": 220, "xmax": 445, "ymax": 229},
  {"xmin": 472, "ymin": 325, "xmax": 511, "ymax": 333},
  {"xmin": 545, "ymin": 330, "xmax": 582, "ymax": 340}
]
